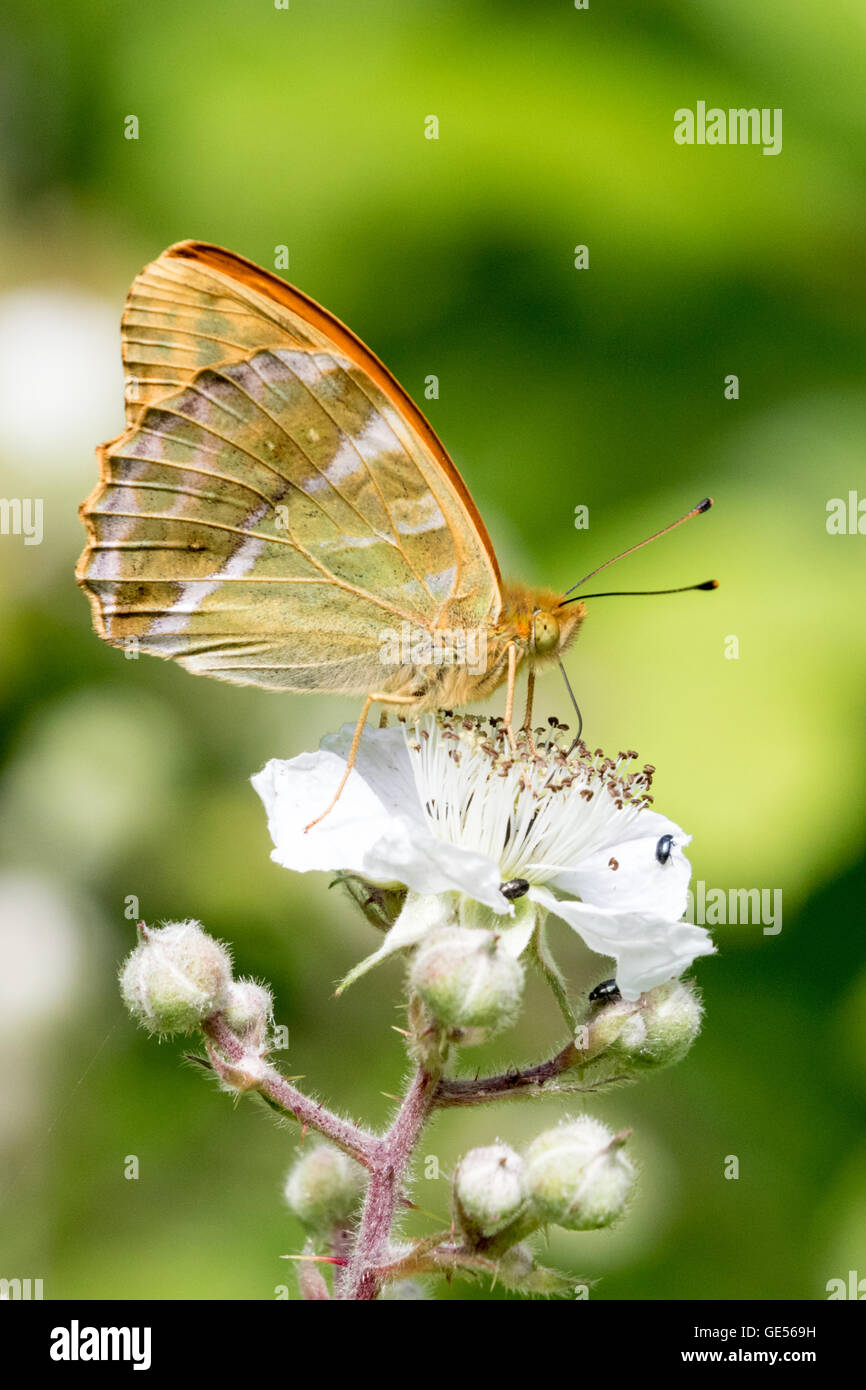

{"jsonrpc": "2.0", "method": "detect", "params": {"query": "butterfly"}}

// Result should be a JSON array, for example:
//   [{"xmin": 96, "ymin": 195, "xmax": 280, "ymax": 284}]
[{"xmin": 77, "ymin": 242, "xmax": 715, "ymax": 826}]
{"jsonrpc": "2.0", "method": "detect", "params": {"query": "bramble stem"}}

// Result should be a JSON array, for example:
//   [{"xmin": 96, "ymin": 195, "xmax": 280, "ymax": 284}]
[
  {"xmin": 436, "ymin": 1046, "xmax": 631, "ymax": 1107},
  {"xmin": 436, "ymin": 1040, "xmax": 584, "ymax": 1105},
  {"xmin": 340, "ymin": 1065, "xmax": 440, "ymax": 1301},
  {"xmin": 202, "ymin": 1014, "xmax": 379, "ymax": 1169},
  {"xmin": 203, "ymin": 1013, "xmax": 627, "ymax": 1298}
]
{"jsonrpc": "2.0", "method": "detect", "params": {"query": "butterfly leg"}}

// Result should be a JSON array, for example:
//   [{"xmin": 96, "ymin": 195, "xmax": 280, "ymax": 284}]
[
  {"xmin": 521, "ymin": 663, "xmax": 537, "ymax": 752},
  {"xmin": 502, "ymin": 642, "xmax": 518, "ymax": 753},
  {"xmin": 304, "ymin": 692, "xmax": 418, "ymax": 833}
]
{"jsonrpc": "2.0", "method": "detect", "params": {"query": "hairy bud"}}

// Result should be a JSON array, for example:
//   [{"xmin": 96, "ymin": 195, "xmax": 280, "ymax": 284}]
[
  {"xmin": 119, "ymin": 920, "xmax": 232, "ymax": 1036},
  {"xmin": 284, "ymin": 1145, "xmax": 366, "ymax": 1233},
  {"xmin": 497, "ymin": 1242, "xmax": 535, "ymax": 1284},
  {"xmin": 380, "ymin": 1279, "xmax": 428, "ymax": 1300},
  {"xmin": 611, "ymin": 978, "xmax": 703, "ymax": 1070},
  {"xmin": 525, "ymin": 1116, "xmax": 635, "ymax": 1231},
  {"xmin": 222, "ymin": 977, "xmax": 273, "ymax": 1050},
  {"xmin": 454, "ymin": 1143, "xmax": 527, "ymax": 1241},
  {"xmin": 409, "ymin": 927, "xmax": 524, "ymax": 1036}
]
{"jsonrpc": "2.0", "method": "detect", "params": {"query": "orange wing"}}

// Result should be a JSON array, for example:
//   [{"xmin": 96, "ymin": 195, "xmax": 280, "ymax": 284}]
[{"xmin": 77, "ymin": 242, "xmax": 502, "ymax": 691}]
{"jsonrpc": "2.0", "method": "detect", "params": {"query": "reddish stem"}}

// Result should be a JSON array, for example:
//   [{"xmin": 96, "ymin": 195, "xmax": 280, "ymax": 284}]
[
  {"xmin": 340, "ymin": 1067, "xmax": 439, "ymax": 1301},
  {"xmin": 202, "ymin": 1013, "xmax": 379, "ymax": 1169}
]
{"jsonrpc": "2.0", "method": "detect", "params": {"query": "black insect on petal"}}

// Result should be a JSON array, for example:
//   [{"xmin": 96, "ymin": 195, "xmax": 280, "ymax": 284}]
[
  {"xmin": 500, "ymin": 878, "xmax": 530, "ymax": 901},
  {"xmin": 588, "ymin": 978, "xmax": 621, "ymax": 1004},
  {"xmin": 655, "ymin": 833, "xmax": 674, "ymax": 866}
]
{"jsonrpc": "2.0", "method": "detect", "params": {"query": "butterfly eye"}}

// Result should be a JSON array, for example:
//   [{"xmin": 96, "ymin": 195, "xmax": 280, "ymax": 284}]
[{"xmin": 532, "ymin": 611, "xmax": 560, "ymax": 655}]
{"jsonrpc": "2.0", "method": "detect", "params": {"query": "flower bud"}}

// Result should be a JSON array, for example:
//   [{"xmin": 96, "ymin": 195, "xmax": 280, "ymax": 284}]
[
  {"xmin": 496, "ymin": 1242, "xmax": 535, "ymax": 1285},
  {"xmin": 283, "ymin": 1145, "xmax": 366, "ymax": 1232},
  {"xmin": 222, "ymin": 977, "xmax": 273, "ymax": 1049},
  {"xmin": 380, "ymin": 1279, "xmax": 428, "ymax": 1300},
  {"xmin": 454, "ymin": 1144, "xmax": 527, "ymax": 1240},
  {"xmin": 525, "ymin": 1116, "xmax": 635, "ymax": 1231},
  {"xmin": 119, "ymin": 920, "xmax": 232, "ymax": 1036},
  {"xmin": 611, "ymin": 978, "xmax": 703, "ymax": 1070},
  {"xmin": 409, "ymin": 927, "xmax": 524, "ymax": 1036},
  {"xmin": 296, "ymin": 1258, "xmax": 331, "ymax": 1302},
  {"xmin": 583, "ymin": 989, "xmax": 634, "ymax": 1055}
]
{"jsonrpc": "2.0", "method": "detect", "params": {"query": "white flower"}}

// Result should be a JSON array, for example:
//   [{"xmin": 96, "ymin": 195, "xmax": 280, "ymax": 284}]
[{"xmin": 252, "ymin": 715, "xmax": 714, "ymax": 1001}]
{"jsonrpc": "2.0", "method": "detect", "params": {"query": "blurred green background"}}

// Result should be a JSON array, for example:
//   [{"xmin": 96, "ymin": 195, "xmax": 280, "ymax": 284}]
[{"xmin": 1, "ymin": 0, "xmax": 864, "ymax": 1300}]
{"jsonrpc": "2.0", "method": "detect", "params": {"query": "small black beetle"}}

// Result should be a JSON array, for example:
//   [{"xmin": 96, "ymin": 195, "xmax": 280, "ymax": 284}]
[
  {"xmin": 500, "ymin": 878, "xmax": 530, "ymax": 901},
  {"xmin": 655, "ymin": 833, "xmax": 674, "ymax": 866},
  {"xmin": 588, "ymin": 978, "xmax": 621, "ymax": 1004}
]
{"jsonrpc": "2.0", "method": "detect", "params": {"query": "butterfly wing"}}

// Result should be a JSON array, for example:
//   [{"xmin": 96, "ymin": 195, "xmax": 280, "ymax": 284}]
[{"xmin": 77, "ymin": 242, "xmax": 502, "ymax": 692}]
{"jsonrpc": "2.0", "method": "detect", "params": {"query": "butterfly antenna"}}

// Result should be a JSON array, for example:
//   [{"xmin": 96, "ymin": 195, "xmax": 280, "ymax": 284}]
[
  {"xmin": 569, "ymin": 579, "xmax": 718, "ymax": 601},
  {"xmin": 558, "ymin": 662, "xmax": 584, "ymax": 753},
  {"xmin": 560, "ymin": 498, "xmax": 713, "ymax": 602}
]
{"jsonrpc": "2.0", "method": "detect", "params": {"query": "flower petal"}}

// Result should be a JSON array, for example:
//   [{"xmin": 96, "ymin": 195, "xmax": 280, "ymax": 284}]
[
  {"xmin": 252, "ymin": 747, "xmax": 405, "ymax": 875},
  {"xmin": 320, "ymin": 724, "xmax": 428, "ymax": 830},
  {"xmin": 252, "ymin": 737, "xmax": 506, "ymax": 908},
  {"xmin": 541, "ymin": 813, "xmax": 691, "ymax": 919},
  {"xmin": 531, "ymin": 885, "xmax": 714, "ymax": 1001}
]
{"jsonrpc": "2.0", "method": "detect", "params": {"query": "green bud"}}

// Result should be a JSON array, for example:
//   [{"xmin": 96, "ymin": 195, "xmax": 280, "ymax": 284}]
[
  {"xmin": 119, "ymin": 920, "xmax": 232, "ymax": 1036},
  {"xmin": 583, "ymin": 998, "xmax": 634, "ymax": 1056},
  {"xmin": 494, "ymin": 1243, "xmax": 575, "ymax": 1296},
  {"xmin": 496, "ymin": 1242, "xmax": 535, "ymax": 1285},
  {"xmin": 409, "ymin": 927, "xmax": 524, "ymax": 1036},
  {"xmin": 222, "ymin": 977, "xmax": 273, "ymax": 1049},
  {"xmin": 454, "ymin": 1144, "xmax": 527, "ymax": 1240},
  {"xmin": 610, "ymin": 979, "xmax": 703, "ymax": 1070},
  {"xmin": 380, "ymin": 1279, "xmax": 428, "ymax": 1300},
  {"xmin": 283, "ymin": 1145, "xmax": 366, "ymax": 1232},
  {"xmin": 525, "ymin": 1116, "xmax": 635, "ymax": 1231}
]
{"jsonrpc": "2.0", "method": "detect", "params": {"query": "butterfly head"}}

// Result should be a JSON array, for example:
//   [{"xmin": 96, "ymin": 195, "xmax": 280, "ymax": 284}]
[
  {"xmin": 500, "ymin": 582, "xmax": 586, "ymax": 665},
  {"xmin": 531, "ymin": 600, "xmax": 586, "ymax": 660}
]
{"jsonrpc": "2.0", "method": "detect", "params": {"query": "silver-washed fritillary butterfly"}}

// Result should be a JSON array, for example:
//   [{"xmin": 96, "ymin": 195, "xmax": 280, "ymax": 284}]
[{"xmin": 77, "ymin": 242, "xmax": 715, "ymax": 823}]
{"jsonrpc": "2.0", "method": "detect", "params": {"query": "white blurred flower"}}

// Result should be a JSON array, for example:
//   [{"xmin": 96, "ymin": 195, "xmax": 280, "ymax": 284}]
[
  {"xmin": 253, "ymin": 715, "xmax": 714, "ymax": 1000},
  {"xmin": 0, "ymin": 872, "xmax": 85, "ymax": 1036},
  {"xmin": 0, "ymin": 287, "xmax": 123, "ymax": 470},
  {"xmin": 0, "ymin": 873, "xmax": 91, "ymax": 1148},
  {"xmin": 0, "ymin": 690, "xmax": 185, "ymax": 881}
]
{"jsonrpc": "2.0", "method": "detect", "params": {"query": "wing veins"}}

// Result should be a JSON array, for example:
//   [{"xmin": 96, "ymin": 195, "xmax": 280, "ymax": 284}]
[
  {"xmin": 238, "ymin": 353, "xmax": 405, "ymax": 549},
  {"xmin": 88, "ymin": 510, "xmax": 424, "ymax": 626},
  {"xmin": 252, "ymin": 349, "xmax": 436, "ymax": 603},
  {"xmin": 105, "ymin": 478, "xmax": 258, "ymax": 509},
  {"xmin": 143, "ymin": 402, "xmax": 374, "ymax": 541}
]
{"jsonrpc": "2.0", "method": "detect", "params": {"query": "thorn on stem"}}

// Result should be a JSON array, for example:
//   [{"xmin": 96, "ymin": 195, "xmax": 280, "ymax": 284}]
[{"xmin": 280, "ymin": 1253, "xmax": 348, "ymax": 1267}]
